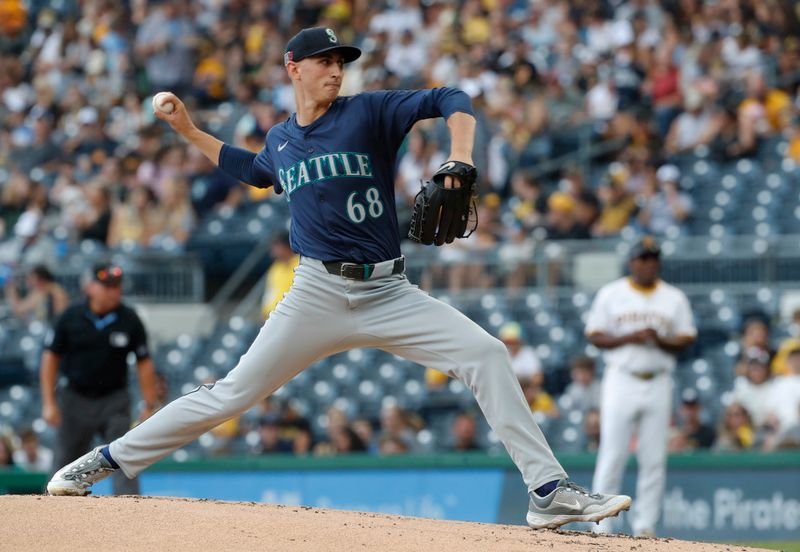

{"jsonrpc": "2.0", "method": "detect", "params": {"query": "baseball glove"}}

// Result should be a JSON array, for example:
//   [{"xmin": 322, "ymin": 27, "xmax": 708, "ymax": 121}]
[{"xmin": 408, "ymin": 160, "xmax": 478, "ymax": 246}]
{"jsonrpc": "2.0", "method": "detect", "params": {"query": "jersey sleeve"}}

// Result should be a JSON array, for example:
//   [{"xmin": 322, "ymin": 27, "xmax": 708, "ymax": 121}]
[
  {"xmin": 673, "ymin": 291, "xmax": 698, "ymax": 337},
  {"xmin": 585, "ymin": 287, "xmax": 612, "ymax": 336},
  {"xmin": 130, "ymin": 312, "xmax": 151, "ymax": 360},
  {"xmin": 217, "ymin": 144, "xmax": 275, "ymax": 190},
  {"xmin": 364, "ymin": 88, "xmax": 474, "ymax": 153}
]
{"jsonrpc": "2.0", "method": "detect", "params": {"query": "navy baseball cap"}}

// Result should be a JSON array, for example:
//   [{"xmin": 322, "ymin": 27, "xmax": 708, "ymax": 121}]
[
  {"xmin": 629, "ymin": 236, "xmax": 661, "ymax": 259},
  {"xmin": 284, "ymin": 27, "xmax": 361, "ymax": 65}
]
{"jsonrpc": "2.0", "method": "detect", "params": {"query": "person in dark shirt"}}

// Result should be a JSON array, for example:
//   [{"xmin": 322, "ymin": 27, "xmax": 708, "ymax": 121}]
[
  {"xmin": 76, "ymin": 183, "xmax": 113, "ymax": 245},
  {"xmin": 544, "ymin": 192, "xmax": 591, "ymax": 240},
  {"xmin": 39, "ymin": 264, "xmax": 158, "ymax": 494},
  {"xmin": 669, "ymin": 389, "xmax": 716, "ymax": 452},
  {"xmin": 257, "ymin": 415, "xmax": 293, "ymax": 454}
]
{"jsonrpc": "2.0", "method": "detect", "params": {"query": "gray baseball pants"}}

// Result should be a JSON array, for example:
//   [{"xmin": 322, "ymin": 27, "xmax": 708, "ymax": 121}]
[{"xmin": 110, "ymin": 257, "xmax": 566, "ymax": 492}]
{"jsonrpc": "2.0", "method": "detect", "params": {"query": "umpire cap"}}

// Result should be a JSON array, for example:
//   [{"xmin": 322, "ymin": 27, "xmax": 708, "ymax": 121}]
[
  {"xmin": 284, "ymin": 27, "xmax": 361, "ymax": 65},
  {"xmin": 91, "ymin": 263, "xmax": 124, "ymax": 286},
  {"xmin": 629, "ymin": 236, "xmax": 661, "ymax": 260}
]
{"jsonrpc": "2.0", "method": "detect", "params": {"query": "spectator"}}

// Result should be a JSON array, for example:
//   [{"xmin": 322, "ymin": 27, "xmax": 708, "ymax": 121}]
[
  {"xmin": 385, "ymin": 30, "xmax": 426, "ymax": 83},
  {"xmin": 4, "ymin": 264, "xmax": 69, "ymax": 325},
  {"xmin": 544, "ymin": 192, "xmax": 591, "ymax": 241},
  {"xmin": 732, "ymin": 348, "xmax": 775, "ymax": 429},
  {"xmin": 770, "ymin": 308, "xmax": 800, "ymax": 377},
  {"xmin": 584, "ymin": 408, "xmax": 601, "ymax": 453},
  {"xmin": 738, "ymin": 71, "xmax": 793, "ymax": 136},
  {"xmin": 352, "ymin": 417, "xmax": 378, "ymax": 455},
  {"xmin": 736, "ymin": 316, "xmax": 773, "ymax": 376},
  {"xmin": 329, "ymin": 426, "xmax": 367, "ymax": 455},
  {"xmin": 395, "ymin": 128, "xmax": 446, "ymax": 214},
  {"xmin": 63, "ymin": 106, "xmax": 116, "ymax": 159},
  {"xmin": 669, "ymin": 389, "xmax": 716, "ymax": 452},
  {"xmin": 714, "ymin": 403, "xmax": 755, "ymax": 451},
  {"xmin": 643, "ymin": 47, "xmax": 682, "ymax": 138},
  {"xmin": 107, "ymin": 186, "xmax": 161, "ymax": 250},
  {"xmin": 292, "ymin": 429, "xmax": 314, "ymax": 456},
  {"xmin": 593, "ymin": 166, "xmax": 638, "ymax": 237},
  {"xmin": 258, "ymin": 415, "xmax": 292, "ymax": 454},
  {"xmin": 74, "ymin": 182, "xmax": 112, "ymax": 245},
  {"xmin": 0, "ymin": 432, "xmax": 16, "ymax": 467},
  {"xmin": 379, "ymin": 405, "xmax": 418, "ymax": 452},
  {"xmin": 276, "ymin": 399, "xmax": 311, "ymax": 445},
  {"xmin": 637, "ymin": 164, "xmax": 693, "ymax": 235},
  {"xmin": 11, "ymin": 113, "xmax": 60, "ymax": 175},
  {"xmin": 521, "ymin": 377, "xmax": 559, "ymax": 418},
  {"xmin": 11, "ymin": 427, "xmax": 53, "ymax": 472},
  {"xmin": 261, "ymin": 232, "xmax": 300, "ymax": 319},
  {"xmin": 498, "ymin": 321, "xmax": 543, "ymax": 388},
  {"xmin": 563, "ymin": 355, "xmax": 601, "ymax": 412},
  {"xmin": 665, "ymin": 88, "xmax": 722, "ymax": 155},
  {"xmin": 0, "ymin": 171, "xmax": 35, "ymax": 241},
  {"xmin": 134, "ymin": 0, "xmax": 197, "ymax": 96},
  {"xmin": 763, "ymin": 347, "xmax": 800, "ymax": 447},
  {"xmin": 149, "ymin": 176, "xmax": 195, "ymax": 251},
  {"xmin": 450, "ymin": 412, "xmax": 482, "ymax": 452}
]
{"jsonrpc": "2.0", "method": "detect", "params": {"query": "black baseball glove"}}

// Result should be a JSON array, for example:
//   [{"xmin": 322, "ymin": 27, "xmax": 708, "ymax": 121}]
[{"xmin": 408, "ymin": 160, "xmax": 478, "ymax": 246}]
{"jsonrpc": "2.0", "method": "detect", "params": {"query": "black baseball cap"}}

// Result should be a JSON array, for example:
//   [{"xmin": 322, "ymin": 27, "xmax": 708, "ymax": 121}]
[
  {"xmin": 629, "ymin": 235, "xmax": 661, "ymax": 259},
  {"xmin": 92, "ymin": 263, "xmax": 123, "ymax": 286},
  {"xmin": 284, "ymin": 27, "xmax": 361, "ymax": 65}
]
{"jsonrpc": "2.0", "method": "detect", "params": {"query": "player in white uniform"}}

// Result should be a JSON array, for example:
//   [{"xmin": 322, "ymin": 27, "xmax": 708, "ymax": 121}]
[{"xmin": 585, "ymin": 237, "xmax": 696, "ymax": 536}]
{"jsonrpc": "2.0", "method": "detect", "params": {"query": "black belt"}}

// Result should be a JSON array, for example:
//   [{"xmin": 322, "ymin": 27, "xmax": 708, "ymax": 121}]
[{"xmin": 323, "ymin": 258, "xmax": 405, "ymax": 280}]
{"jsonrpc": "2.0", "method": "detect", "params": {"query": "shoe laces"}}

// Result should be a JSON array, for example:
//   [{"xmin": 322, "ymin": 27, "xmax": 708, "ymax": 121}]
[
  {"xmin": 64, "ymin": 452, "xmax": 114, "ymax": 482},
  {"xmin": 562, "ymin": 480, "xmax": 601, "ymax": 499}
]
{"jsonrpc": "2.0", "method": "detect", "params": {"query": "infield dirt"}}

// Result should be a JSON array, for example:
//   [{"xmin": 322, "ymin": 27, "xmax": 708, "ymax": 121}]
[{"xmin": 1, "ymin": 495, "xmax": 768, "ymax": 551}]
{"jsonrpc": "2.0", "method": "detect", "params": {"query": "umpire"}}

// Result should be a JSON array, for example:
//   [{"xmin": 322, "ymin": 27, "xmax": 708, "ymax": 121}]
[{"xmin": 40, "ymin": 264, "xmax": 157, "ymax": 494}]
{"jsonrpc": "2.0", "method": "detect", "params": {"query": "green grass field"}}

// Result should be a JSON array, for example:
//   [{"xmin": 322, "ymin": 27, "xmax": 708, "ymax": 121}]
[{"xmin": 736, "ymin": 543, "xmax": 800, "ymax": 552}]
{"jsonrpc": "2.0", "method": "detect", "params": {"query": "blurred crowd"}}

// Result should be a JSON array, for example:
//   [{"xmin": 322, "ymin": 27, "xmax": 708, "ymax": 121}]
[
  {"xmin": 2, "ymin": 0, "xmax": 800, "ymax": 469},
  {"xmin": 1, "ymin": 0, "xmax": 800, "ymax": 269}
]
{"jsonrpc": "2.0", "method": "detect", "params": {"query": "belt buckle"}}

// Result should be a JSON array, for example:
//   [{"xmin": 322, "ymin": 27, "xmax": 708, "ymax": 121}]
[
  {"xmin": 340, "ymin": 263, "xmax": 372, "ymax": 280},
  {"xmin": 339, "ymin": 263, "xmax": 358, "ymax": 279}
]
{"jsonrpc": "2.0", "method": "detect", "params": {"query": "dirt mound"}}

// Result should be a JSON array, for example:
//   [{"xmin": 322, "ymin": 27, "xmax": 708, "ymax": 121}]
[{"xmin": 1, "ymin": 495, "xmax": 765, "ymax": 551}]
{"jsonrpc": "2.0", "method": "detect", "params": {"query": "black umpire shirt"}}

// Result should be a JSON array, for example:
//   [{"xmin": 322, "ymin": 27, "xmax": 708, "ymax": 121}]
[{"xmin": 46, "ymin": 301, "xmax": 150, "ymax": 397}]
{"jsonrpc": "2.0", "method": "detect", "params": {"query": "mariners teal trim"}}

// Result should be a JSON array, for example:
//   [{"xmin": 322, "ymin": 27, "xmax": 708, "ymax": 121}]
[{"xmin": 363, "ymin": 264, "xmax": 371, "ymax": 279}]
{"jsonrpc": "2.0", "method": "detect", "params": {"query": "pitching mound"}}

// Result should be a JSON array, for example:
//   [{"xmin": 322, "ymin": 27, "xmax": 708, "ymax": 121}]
[{"xmin": 2, "ymin": 495, "xmax": 765, "ymax": 551}]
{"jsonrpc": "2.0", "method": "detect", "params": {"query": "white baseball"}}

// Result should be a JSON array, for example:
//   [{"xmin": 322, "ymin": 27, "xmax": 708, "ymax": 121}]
[{"xmin": 152, "ymin": 92, "xmax": 175, "ymax": 114}]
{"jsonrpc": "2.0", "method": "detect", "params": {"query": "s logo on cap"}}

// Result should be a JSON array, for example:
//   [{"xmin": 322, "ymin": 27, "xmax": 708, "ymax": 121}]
[{"xmin": 326, "ymin": 28, "xmax": 337, "ymax": 43}]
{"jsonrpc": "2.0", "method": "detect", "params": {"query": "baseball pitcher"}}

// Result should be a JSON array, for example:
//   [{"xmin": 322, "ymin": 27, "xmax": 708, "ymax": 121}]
[{"xmin": 47, "ymin": 27, "xmax": 630, "ymax": 529}]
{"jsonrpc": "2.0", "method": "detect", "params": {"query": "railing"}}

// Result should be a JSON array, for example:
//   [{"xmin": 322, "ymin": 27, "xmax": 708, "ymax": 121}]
[
  {"xmin": 48, "ymin": 252, "xmax": 206, "ymax": 303},
  {"xmin": 401, "ymin": 234, "xmax": 800, "ymax": 292}
]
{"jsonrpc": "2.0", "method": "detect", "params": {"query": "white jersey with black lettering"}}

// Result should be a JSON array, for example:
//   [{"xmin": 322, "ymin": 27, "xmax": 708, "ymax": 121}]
[
  {"xmin": 585, "ymin": 277, "xmax": 696, "ymax": 374},
  {"xmin": 586, "ymin": 276, "xmax": 695, "ymax": 536}
]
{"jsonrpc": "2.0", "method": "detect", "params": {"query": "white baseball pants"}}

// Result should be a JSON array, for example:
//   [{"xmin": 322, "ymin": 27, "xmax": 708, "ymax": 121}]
[
  {"xmin": 110, "ymin": 257, "xmax": 567, "ymax": 492},
  {"xmin": 592, "ymin": 368, "xmax": 672, "ymax": 535}
]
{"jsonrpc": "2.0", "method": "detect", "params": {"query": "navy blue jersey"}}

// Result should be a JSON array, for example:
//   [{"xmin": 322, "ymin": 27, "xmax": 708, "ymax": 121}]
[{"xmin": 219, "ymin": 88, "xmax": 473, "ymax": 263}]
